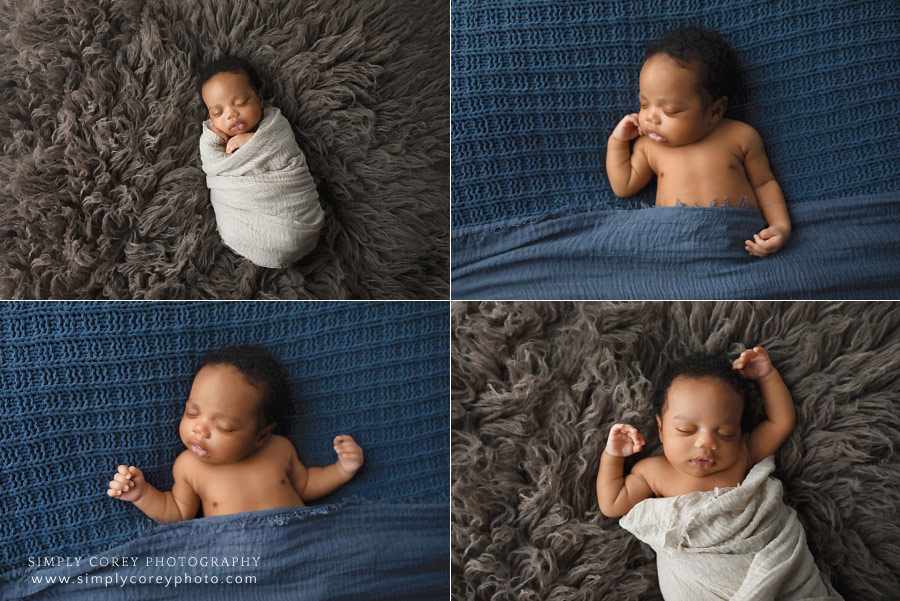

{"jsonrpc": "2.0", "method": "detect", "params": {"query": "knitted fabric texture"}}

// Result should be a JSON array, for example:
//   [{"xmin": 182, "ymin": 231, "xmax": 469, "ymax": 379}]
[
  {"xmin": 200, "ymin": 107, "xmax": 324, "ymax": 269},
  {"xmin": 451, "ymin": 0, "xmax": 900, "ymax": 230},
  {"xmin": 0, "ymin": 302, "xmax": 448, "ymax": 582}
]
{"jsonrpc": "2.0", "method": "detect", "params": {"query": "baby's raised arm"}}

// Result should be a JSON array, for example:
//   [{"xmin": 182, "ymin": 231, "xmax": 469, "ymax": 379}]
[
  {"xmin": 107, "ymin": 454, "xmax": 200, "ymax": 523},
  {"xmin": 596, "ymin": 424, "xmax": 654, "ymax": 518},
  {"xmin": 606, "ymin": 114, "xmax": 654, "ymax": 198},
  {"xmin": 733, "ymin": 347, "xmax": 796, "ymax": 463},
  {"xmin": 288, "ymin": 435, "xmax": 364, "ymax": 501}
]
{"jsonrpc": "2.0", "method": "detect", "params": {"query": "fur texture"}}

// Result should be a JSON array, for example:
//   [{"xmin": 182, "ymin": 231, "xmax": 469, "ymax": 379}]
[
  {"xmin": 451, "ymin": 302, "xmax": 900, "ymax": 601},
  {"xmin": 0, "ymin": 0, "xmax": 448, "ymax": 299}
]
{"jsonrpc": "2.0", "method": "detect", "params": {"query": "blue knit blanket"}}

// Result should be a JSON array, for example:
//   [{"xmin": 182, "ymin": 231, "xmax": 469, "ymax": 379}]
[
  {"xmin": 451, "ymin": 0, "xmax": 900, "ymax": 297},
  {"xmin": 0, "ymin": 302, "xmax": 448, "ymax": 595},
  {"xmin": 1, "ymin": 502, "xmax": 447, "ymax": 601},
  {"xmin": 451, "ymin": 193, "xmax": 900, "ymax": 299}
]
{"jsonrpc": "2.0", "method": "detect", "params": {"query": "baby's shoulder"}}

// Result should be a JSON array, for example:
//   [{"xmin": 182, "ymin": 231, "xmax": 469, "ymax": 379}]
[
  {"xmin": 630, "ymin": 454, "xmax": 668, "ymax": 494},
  {"xmin": 719, "ymin": 119, "xmax": 764, "ymax": 147},
  {"xmin": 173, "ymin": 448, "xmax": 203, "ymax": 478},
  {"xmin": 265, "ymin": 434, "xmax": 300, "ymax": 457}
]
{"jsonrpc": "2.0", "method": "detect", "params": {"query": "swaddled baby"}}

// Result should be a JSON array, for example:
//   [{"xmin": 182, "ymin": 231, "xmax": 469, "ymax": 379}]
[
  {"xmin": 198, "ymin": 56, "xmax": 324, "ymax": 269},
  {"xmin": 597, "ymin": 350, "xmax": 843, "ymax": 600}
]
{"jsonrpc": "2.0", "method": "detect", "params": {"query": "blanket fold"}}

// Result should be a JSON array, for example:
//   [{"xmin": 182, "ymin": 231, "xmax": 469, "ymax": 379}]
[
  {"xmin": 450, "ymin": 192, "xmax": 900, "ymax": 299},
  {"xmin": 1, "ymin": 502, "xmax": 448, "ymax": 601},
  {"xmin": 619, "ymin": 456, "xmax": 843, "ymax": 601},
  {"xmin": 200, "ymin": 107, "xmax": 324, "ymax": 269}
]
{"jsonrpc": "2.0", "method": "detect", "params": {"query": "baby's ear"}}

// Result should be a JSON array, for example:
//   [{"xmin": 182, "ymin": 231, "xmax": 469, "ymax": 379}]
[
  {"xmin": 255, "ymin": 422, "xmax": 276, "ymax": 446},
  {"xmin": 711, "ymin": 96, "xmax": 727, "ymax": 120},
  {"xmin": 655, "ymin": 414, "xmax": 663, "ymax": 433}
]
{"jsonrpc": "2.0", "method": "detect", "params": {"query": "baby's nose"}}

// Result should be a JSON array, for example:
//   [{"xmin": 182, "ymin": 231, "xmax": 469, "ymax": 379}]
[{"xmin": 696, "ymin": 434, "xmax": 717, "ymax": 449}]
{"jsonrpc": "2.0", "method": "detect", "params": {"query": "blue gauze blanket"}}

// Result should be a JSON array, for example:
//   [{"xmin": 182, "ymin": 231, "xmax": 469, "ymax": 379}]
[
  {"xmin": 451, "ymin": 193, "xmax": 900, "ymax": 299},
  {"xmin": 451, "ymin": 0, "xmax": 900, "ymax": 298},
  {"xmin": 0, "ymin": 302, "xmax": 448, "ymax": 598},
  {"xmin": 1, "ymin": 502, "xmax": 447, "ymax": 601}
]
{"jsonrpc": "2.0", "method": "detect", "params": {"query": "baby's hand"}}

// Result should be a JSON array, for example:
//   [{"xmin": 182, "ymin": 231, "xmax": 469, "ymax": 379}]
[
  {"xmin": 745, "ymin": 225, "xmax": 789, "ymax": 257},
  {"xmin": 207, "ymin": 123, "xmax": 230, "ymax": 144},
  {"xmin": 733, "ymin": 346, "xmax": 775, "ymax": 381},
  {"xmin": 611, "ymin": 113, "xmax": 643, "ymax": 142},
  {"xmin": 333, "ymin": 435, "xmax": 364, "ymax": 476},
  {"xmin": 605, "ymin": 423, "xmax": 645, "ymax": 458},
  {"xmin": 226, "ymin": 132, "xmax": 254, "ymax": 155},
  {"xmin": 107, "ymin": 465, "xmax": 147, "ymax": 502}
]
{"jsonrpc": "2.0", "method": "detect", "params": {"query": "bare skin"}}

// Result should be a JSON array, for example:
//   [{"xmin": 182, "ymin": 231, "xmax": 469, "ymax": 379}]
[
  {"xmin": 200, "ymin": 70, "xmax": 264, "ymax": 155},
  {"xmin": 607, "ymin": 54, "xmax": 791, "ymax": 257},
  {"xmin": 107, "ymin": 364, "xmax": 364, "ymax": 522},
  {"xmin": 597, "ymin": 347, "xmax": 796, "ymax": 518}
]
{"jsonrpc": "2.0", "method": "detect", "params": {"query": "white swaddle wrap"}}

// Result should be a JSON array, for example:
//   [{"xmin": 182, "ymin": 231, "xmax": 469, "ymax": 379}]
[
  {"xmin": 619, "ymin": 456, "xmax": 843, "ymax": 601},
  {"xmin": 200, "ymin": 107, "xmax": 324, "ymax": 268}
]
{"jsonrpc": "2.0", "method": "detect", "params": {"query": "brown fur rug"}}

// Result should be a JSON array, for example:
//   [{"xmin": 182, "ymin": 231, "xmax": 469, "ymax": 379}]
[
  {"xmin": 0, "ymin": 0, "xmax": 448, "ymax": 299},
  {"xmin": 452, "ymin": 302, "xmax": 900, "ymax": 601}
]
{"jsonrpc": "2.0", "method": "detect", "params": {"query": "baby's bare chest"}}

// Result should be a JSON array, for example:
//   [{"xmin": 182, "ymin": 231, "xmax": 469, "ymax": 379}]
[
  {"xmin": 650, "ymin": 143, "xmax": 746, "ymax": 180},
  {"xmin": 194, "ymin": 454, "xmax": 293, "ymax": 503}
]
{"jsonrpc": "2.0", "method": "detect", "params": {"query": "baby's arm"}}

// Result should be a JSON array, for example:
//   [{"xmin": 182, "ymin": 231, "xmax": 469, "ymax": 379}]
[
  {"xmin": 596, "ymin": 424, "xmax": 654, "ymax": 518},
  {"xmin": 289, "ymin": 435, "xmax": 364, "ymax": 501},
  {"xmin": 733, "ymin": 347, "xmax": 796, "ymax": 463},
  {"xmin": 742, "ymin": 127, "xmax": 791, "ymax": 257},
  {"xmin": 208, "ymin": 123, "xmax": 230, "ymax": 143},
  {"xmin": 106, "ymin": 453, "xmax": 200, "ymax": 523},
  {"xmin": 606, "ymin": 114, "xmax": 654, "ymax": 197}
]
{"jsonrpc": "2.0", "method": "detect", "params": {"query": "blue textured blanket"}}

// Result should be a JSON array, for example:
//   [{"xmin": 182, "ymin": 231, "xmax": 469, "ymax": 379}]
[
  {"xmin": 451, "ymin": 0, "xmax": 900, "ymax": 298},
  {"xmin": 451, "ymin": 193, "xmax": 900, "ymax": 299},
  {"xmin": 451, "ymin": 0, "xmax": 900, "ymax": 229},
  {"xmin": 1, "ymin": 502, "xmax": 447, "ymax": 601},
  {"xmin": 0, "ymin": 302, "xmax": 448, "ymax": 595}
]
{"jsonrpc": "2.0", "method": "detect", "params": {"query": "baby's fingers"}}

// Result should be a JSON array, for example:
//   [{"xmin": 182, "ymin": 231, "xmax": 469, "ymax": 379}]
[
  {"xmin": 107, "ymin": 478, "xmax": 129, "ymax": 496},
  {"xmin": 745, "ymin": 238, "xmax": 770, "ymax": 257}
]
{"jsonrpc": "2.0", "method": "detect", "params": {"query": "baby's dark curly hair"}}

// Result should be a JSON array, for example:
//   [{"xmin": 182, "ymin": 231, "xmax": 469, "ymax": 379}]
[
  {"xmin": 197, "ymin": 55, "xmax": 263, "ymax": 101},
  {"xmin": 654, "ymin": 353, "xmax": 754, "ymax": 432},
  {"xmin": 646, "ymin": 25, "xmax": 739, "ymax": 108},
  {"xmin": 195, "ymin": 344, "xmax": 288, "ymax": 430}
]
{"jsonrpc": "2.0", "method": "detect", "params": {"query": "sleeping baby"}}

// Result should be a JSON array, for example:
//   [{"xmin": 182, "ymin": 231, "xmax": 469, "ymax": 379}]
[
  {"xmin": 606, "ymin": 26, "xmax": 791, "ymax": 257},
  {"xmin": 198, "ymin": 56, "xmax": 324, "ymax": 269},
  {"xmin": 107, "ymin": 345, "xmax": 363, "ymax": 521},
  {"xmin": 597, "ymin": 349, "xmax": 843, "ymax": 600}
]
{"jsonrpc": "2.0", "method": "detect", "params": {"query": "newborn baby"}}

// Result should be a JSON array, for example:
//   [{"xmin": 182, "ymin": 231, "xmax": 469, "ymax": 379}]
[
  {"xmin": 597, "ymin": 349, "xmax": 842, "ymax": 600},
  {"xmin": 606, "ymin": 26, "xmax": 791, "ymax": 257},
  {"xmin": 107, "ymin": 345, "xmax": 363, "ymax": 521},
  {"xmin": 198, "ymin": 56, "xmax": 324, "ymax": 269}
]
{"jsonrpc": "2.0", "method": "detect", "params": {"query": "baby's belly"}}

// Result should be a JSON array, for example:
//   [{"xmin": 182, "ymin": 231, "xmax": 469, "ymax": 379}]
[{"xmin": 202, "ymin": 486, "xmax": 305, "ymax": 517}]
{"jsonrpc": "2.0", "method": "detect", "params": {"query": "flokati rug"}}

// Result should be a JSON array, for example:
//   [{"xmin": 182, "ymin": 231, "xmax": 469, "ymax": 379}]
[
  {"xmin": 0, "ymin": 0, "xmax": 448, "ymax": 299},
  {"xmin": 451, "ymin": 302, "xmax": 900, "ymax": 601}
]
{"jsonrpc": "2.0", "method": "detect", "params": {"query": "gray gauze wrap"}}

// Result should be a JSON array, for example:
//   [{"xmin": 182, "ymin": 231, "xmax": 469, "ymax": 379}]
[
  {"xmin": 619, "ymin": 456, "xmax": 844, "ymax": 601},
  {"xmin": 200, "ymin": 107, "xmax": 324, "ymax": 269}
]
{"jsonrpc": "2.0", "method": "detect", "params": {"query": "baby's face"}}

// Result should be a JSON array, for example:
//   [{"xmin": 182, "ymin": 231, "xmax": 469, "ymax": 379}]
[
  {"xmin": 179, "ymin": 364, "xmax": 271, "ymax": 465},
  {"xmin": 656, "ymin": 375, "xmax": 744, "ymax": 478},
  {"xmin": 201, "ymin": 70, "xmax": 263, "ymax": 136},
  {"xmin": 637, "ymin": 53, "xmax": 725, "ymax": 147}
]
